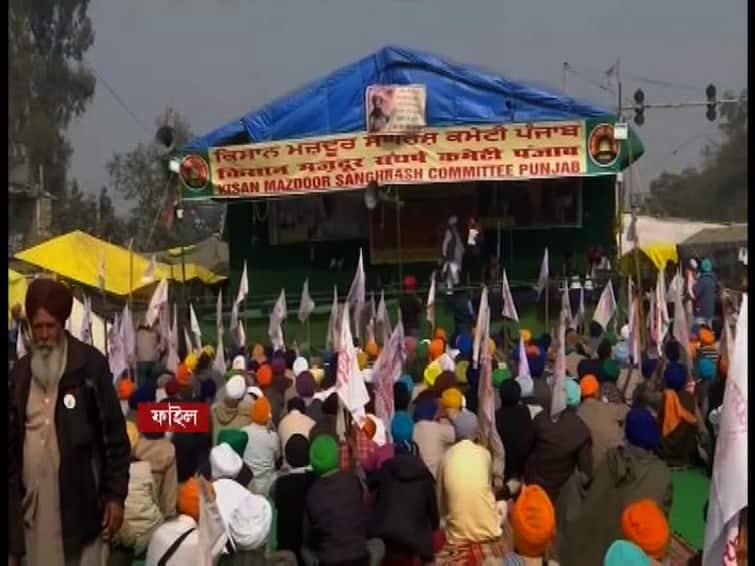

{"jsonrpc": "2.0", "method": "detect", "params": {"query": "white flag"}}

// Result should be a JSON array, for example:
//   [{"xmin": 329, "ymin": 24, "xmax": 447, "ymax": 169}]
[
  {"xmin": 550, "ymin": 322, "xmax": 568, "ymax": 421},
  {"xmin": 472, "ymin": 286, "xmax": 490, "ymax": 369},
  {"xmin": 560, "ymin": 282, "xmax": 573, "ymax": 329},
  {"xmin": 346, "ymin": 249, "xmax": 366, "ymax": 340},
  {"xmin": 235, "ymin": 260, "xmax": 249, "ymax": 306},
  {"xmin": 213, "ymin": 291, "xmax": 226, "ymax": 374},
  {"xmin": 336, "ymin": 303, "xmax": 370, "ymax": 415},
  {"xmin": 592, "ymin": 280, "xmax": 617, "ymax": 330},
  {"xmin": 572, "ymin": 286, "xmax": 585, "ymax": 331},
  {"xmin": 166, "ymin": 306, "xmax": 180, "ymax": 373},
  {"xmin": 535, "ymin": 247, "xmax": 549, "ymax": 299},
  {"xmin": 268, "ymin": 289, "xmax": 287, "ymax": 352},
  {"xmin": 651, "ymin": 270, "xmax": 670, "ymax": 356},
  {"xmin": 298, "ymin": 278, "xmax": 315, "ymax": 323},
  {"xmin": 627, "ymin": 280, "xmax": 641, "ymax": 365},
  {"xmin": 184, "ymin": 327, "xmax": 195, "ymax": 356},
  {"xmin": 426, "ymin": 272, "xmax": 436, "ymax": 329},
  {"xmin": 141, "ymin": 254, "xmax": 157, "ymax": 284},
  {"xmin": 108, "ymin": 314, "xmax": 128, "ymax": 381},
  {"xmin": 97, "ymin": 249, "xmax": 106, "ymax": 292},
  {"xmin": 517, "ymin": 335, "xmax": 531, "ymax": 379},
  {"xmin": 672, "ymin": 274, "xmax": 690, "ymax": 362},
  {"xmin": 79, "ymin": 295, "xmax": 93, "ymax": 345},
  {"xmin": 501, "ymin": 269, "xmax": 519, "ymax": 322},
  {"xmin": 476, "ymin": 287, "xmax": 506, "ymax": 482},
  {"xmin": 146, "ymin": 278, "xmax": 169, "ymax": 327},
  {"xmin": 376, "ymin": 290, "xmax": 391, "ymax": 346},
  {"xmin": 121, "ymin": 304, "xmax": 136, "ymax": 365},
  {"xmin": 373, "ymin": 320, "xmax": 407, "ymax": 435},
  {"xmin": 326, "ymin": 286, "xmax": 339, "ymax": 351},
  {"xmin": 189, "ymin": 303, "xmax": 202, "ymax": 349},
  {"xmin": 703, "ymin": 294, "xmax": 748, "ymax": 566}
]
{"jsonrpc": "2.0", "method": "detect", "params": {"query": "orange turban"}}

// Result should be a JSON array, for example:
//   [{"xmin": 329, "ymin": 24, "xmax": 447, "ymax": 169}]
[
  {"xmin": 580, "ymin": 375, "xmax": 599, "ymax": 399},
  {"xmin": 621, "ymin": 499, "xmax": 670, "ymax": 560},
  {"xmin": 520, "ymin": 329, "xmax": 532, "ymax": 344},
  {"xmin": 698, "ymin": 328, "xmax": 715, "ymax": 346},
  {"xmin": 177, "ymin": 478, "xmax": 200, "ymax": 521},
  {"xmin": 365, "ymin": 340, "xmax": 379, "ymax": 359},
  {"xmin": 487, "ymin": 338, "xmax": 496, "ymax": 356},
  {"xmin": 429, "ymin": 339, "xmax": 445, "ymax": 361},
  {"xmin": 441, "ymin": 388, "xmax": 463, "ymax": 410},
  {"xmin": 256, "ymin": 364, "xmax": 272, "ymax": 387},
  {"xmin": 526, "ymin": 344, "xmax": 541, "ymax": 358},
  {"xmin": 361, "ymin": 416, "xmax": 377, "ymax": 440},
  {"xmin": 511, "ymin": 485, "xmax": 556, "ymax": 557},
  {"xmin": 176, "ymin": 363, "xmax": 191, "ymax": 386},
  {"xmin": 251, "ymin": 396, "xmax": 271, "ymax": 425},
  {"xmin": 434, "ymin": 328, "xmax": 447, "ymax": 342},
  {"xmin": 117, "ymin": 377, "xmax": 135, "ymax": 401}
]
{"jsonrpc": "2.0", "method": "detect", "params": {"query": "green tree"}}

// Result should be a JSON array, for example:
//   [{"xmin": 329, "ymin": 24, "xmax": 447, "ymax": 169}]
[
  {"xmin": 644, "ymin": 90, "xmax": 747, "ymax": 222},
  {"xmin": 9, "ymin": 0, "xmax": 96, "ymax": 199}
]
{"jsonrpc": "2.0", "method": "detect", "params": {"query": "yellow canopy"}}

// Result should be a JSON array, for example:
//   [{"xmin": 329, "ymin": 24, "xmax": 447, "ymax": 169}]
[
  {"xmin": 9, "ymin": 269, "xmax": 28, "ymax": 322},
  {"xmin": 14, "ymin": 231, "xmax": 226, "ymax": 296},
  {"xmin": 620, "ymin": 242, "xmax": 679, "ymax": 275}
]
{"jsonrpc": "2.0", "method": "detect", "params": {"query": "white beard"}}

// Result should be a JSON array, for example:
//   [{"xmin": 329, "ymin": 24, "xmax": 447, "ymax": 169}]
[{"xmin": 30, "ymin": 342, "xmax": 65, "ymax": 391}]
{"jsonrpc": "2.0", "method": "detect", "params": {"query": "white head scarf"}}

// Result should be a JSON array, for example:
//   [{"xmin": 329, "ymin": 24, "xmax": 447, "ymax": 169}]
[
  {"xmin": 210, "ymin": 444, "xmax": 243, "ymax": 480},
  {"xmin": 214, "ymin": 479, "xmax": 272, "ymax": 551},
  {"xmin": 232, "ymin": 356, "xmax": 246, "ymax": 371},
  {"xmin": 225, "ymin": 376, "xmax": 246, "ymax": 401},
  {"xmin": 293, "ymin": 356, "xmax": 309, "ymax": 377}
]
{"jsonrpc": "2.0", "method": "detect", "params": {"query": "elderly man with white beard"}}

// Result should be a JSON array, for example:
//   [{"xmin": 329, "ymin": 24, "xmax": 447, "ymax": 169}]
[{"xmin": 9, "ymin": 278, "xmax": 130, "ymax": 566}]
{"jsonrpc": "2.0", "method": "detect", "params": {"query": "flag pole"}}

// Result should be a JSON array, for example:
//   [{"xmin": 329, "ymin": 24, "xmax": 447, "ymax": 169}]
[{"xmin": 544, "ymin": 277, "xmax": 550, "ymax": 333}]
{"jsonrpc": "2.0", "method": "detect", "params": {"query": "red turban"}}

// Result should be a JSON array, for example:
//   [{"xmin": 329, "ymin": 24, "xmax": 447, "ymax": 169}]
[{"xmin": 25, "ymin": 278, "xmax": 73, "ymax": 326}]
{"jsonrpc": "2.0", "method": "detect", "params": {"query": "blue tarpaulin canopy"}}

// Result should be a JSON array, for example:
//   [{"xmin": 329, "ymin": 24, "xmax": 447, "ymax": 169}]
[{"xmin": 184, "ymin": 45, "xmax": 617, "ymax": 150}]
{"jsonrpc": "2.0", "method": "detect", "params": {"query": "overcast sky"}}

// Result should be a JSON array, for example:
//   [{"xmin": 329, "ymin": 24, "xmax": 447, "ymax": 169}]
[{"xmin": 68, "ymin": 0, "xmax": 747, "ymax": 213}]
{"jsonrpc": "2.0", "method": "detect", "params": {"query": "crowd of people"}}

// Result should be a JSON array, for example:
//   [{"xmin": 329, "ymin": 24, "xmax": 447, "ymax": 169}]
[{"xmin": 7, "ymin": 257, "xmax": 745, "ymax": 566}]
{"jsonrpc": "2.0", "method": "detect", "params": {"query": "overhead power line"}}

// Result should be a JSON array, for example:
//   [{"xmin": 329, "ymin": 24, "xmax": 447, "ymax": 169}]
[{"xmin": 84, "ymin": 58, "xmax": 151, "ymax": 135}]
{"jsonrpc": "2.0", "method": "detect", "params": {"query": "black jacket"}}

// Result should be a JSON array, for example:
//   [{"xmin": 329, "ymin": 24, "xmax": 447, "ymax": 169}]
[
  {"xmin": 272, "ymin": 470, "xmax": 316, "ymax": 562},
  {"xmin": 8, "ymin": 379, "xmax": 25, "ymax": 558},
  {"xmin": 367, "ymin": 454, "xmax": 439, "ymax": 561},
  {"xmin": 496, "ymin": 403, "xmax": 533, "ymax": 481},
  {"xmin": 305, "ymin": 471, "xmax": 369, "ymax": 566},
  {"xmin": 11, "ymin": 333, "xmax": 131, "ymax": 559}
]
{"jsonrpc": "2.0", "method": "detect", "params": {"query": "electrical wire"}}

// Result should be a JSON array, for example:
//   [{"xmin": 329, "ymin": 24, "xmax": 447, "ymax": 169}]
[{"xmin": 84, "ymin": 58, "xmax": 151, "ymax": 135}]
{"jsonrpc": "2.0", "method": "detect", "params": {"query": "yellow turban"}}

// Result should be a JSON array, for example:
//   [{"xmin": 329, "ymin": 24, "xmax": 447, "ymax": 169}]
[{"xmin": 424, "ymin": 361, "xmax": 442, "ymax": 387}]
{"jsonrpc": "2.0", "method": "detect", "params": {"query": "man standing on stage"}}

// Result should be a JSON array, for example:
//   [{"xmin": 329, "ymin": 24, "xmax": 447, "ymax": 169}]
[
  {"xmin": 9, "ymin": 278, "xmax": 130, "ymax": 566},
  {"xmin": 463, "ymin": 216, "xmax": 484, "ymax": 285},
  {"xmin": 441, "ymin": 216, "xmax": 464, "ymax": 294}
]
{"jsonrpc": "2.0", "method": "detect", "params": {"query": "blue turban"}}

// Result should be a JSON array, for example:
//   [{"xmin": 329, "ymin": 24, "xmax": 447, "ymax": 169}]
[
  {"xmin": 700, "ymin": 258, "xmax": 712, "ymax": 273},
  {"xmin": 529, "ymin": 355, "xmax": 545, "ymax": 378},
  {"xmin": 641, "ymin": 357, "xmax": 658, "ymax": 380},
  {"xmin": 625, "ymin": 408, "xmax": 660, "ymax": 452},
  {"xmin": 604, "ymin": 540, "xmax": 650, "ymax": 566},
  {"xmin": 566, "ymin": 379, "xmax": 581, "ymax": 408},
  {"xmin": 664, "ymin": 362, "xmax": 687, "ymax": 391},
  {"xmin": 457, "ymin": 333, "xmax": 473, "ymax": 359},
  {"xmin": 696, "ymin": 358, "xmax": 716, "ymax": 381},
  {"xmin": 399, "ymin": 374, "xmax": 415, "ymax": 395},
  {"xmin": 413, "ymin": 400, "xmax": 437, "ymax": 423},
  {"xmin": 536, "ymin": 333, "xmax": 552, "ymax": 352},
  {"xmin": 129, "ymin": 384, "xmax": 156, "ymax": 411},
  {"xmin": 391, "ymin": 411, "xmax": 414, "ymax": 443}
]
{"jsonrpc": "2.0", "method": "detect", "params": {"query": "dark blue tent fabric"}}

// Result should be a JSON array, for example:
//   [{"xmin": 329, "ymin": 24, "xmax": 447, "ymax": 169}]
[{"xmin": 183, "ymin": 45, "xmax": 614, "ymax": 151}]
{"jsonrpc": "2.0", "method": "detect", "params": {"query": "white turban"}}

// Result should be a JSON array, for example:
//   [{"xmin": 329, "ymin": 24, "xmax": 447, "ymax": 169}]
[
  {"xmin": 437, "ymin": 353, "xmax": 455, "ymax": 373},
  {"xmin": 293, "ymin": 356, "xmax": 309, "ymax": 377},
  {"xmin": 232, "ymin": 356, "xmax": 246, "ymax": 371},
  {"xmin": 247, "ymin": 386, "xmax": 263, "ymax": 400},
  {"xmin": 210, "ymin": 443, "xmax": 242, "ymax": 480},
  {"xmin": 620, "ymin": 324, "xmax": 630, "ymax": 341},
  {"xmin": 225, "ymin": 376, "xmax": 246, "ymax": 401},
  {"xmin": 214, "ymin": 479, "xmax": 272, "ymax": 551},
  {"xmin": 362, "ymin": 368, "xmax": 375, "ymax": 384}
]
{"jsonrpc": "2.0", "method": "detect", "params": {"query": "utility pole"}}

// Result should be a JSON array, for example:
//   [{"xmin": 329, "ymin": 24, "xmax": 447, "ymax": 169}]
[{"xmin": 562, "ymin": 62, "xmax": 569, "ymax": 94}]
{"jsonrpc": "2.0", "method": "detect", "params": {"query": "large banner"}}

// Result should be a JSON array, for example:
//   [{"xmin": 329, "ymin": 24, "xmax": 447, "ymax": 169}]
[{"xmin": 177, "ymin": 119, "xmax": 626, "ymax": 201}]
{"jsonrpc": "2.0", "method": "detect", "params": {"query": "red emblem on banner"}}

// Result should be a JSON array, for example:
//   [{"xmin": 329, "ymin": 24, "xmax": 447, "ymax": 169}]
[{"xmin": 136, "ymin": 402, "xmax": 210, "ymax": 433}]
